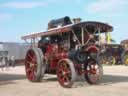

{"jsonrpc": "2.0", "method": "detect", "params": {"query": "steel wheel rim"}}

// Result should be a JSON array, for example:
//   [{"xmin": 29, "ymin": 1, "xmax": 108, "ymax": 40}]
[
  {"xmin": 25, "ymin": 49, "xmax": 37, "ymax": 81},
  {"xmin": 57, "ymin": 61, "xmax": 72, "ymax": 88}
]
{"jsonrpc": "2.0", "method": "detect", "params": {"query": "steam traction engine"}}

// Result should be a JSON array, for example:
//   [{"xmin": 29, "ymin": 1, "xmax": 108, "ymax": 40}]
[
  {"xmin": 99, "ymin": 44, "xmax": 123, "ymax": 65},
  {"xmin": 21, "ymin": 16, "xmax": 113, "ymax": 88},
  {"xmin": 121, "ymin": 39, "xmax": 128, "ymax": 65}
]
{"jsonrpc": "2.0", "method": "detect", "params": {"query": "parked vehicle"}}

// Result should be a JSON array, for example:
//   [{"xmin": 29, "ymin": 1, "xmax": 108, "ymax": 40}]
[
  {"xmin": 21, "ymin": 16, "xmax": 113, "ymax": 88},
  {"xmin": 99, "ymin": 44, "xmax": 123, "ymax": 65},
  {"xmin": 121, "ymin": 39, "xmax": 128, "ymax": 65}
]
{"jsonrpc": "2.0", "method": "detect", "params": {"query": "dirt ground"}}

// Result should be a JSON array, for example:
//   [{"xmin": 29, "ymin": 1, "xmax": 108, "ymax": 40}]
[{"xmin": 0, "ymin": 65, "xmax": 128, "ymax": 96}]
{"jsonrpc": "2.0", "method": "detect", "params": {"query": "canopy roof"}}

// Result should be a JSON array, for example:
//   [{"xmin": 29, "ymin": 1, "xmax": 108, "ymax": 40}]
[
  {"xmin": 73, "ymin": 21, "xmax": 113, "ymax": 33},
  {"xmin": 21, "ymin": 21, "xmax": 113, "ymax": 40},
  {"xmin": 121, "ymin": 39, "xmax": 128, "ymax": 44}
]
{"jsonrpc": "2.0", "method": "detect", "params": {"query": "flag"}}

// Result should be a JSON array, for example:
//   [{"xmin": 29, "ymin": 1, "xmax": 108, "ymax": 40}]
[{"xmin": 107, "ymin": 32, "xmax": 111, "ymax": 44}]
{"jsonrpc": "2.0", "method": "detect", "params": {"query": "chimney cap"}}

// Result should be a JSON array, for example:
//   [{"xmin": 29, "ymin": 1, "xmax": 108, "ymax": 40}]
[{"xmin": 72, "ymin": 18, "xmax": 82, "ymax": 24}]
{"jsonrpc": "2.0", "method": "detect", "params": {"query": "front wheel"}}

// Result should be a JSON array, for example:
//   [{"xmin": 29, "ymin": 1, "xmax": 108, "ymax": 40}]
[
  {"xmin": 57, "ymin": 59, "xmax": 77, "ymax": 88},
  {"xmin": 85, "ymin": 58, "xmax": 103, "ymax": 84}
]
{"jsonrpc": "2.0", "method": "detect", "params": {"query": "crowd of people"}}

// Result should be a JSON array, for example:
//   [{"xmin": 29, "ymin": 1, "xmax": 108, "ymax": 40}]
[{"xmin": 0, "ymin": 55, "xmax": 15, "ymax": 71}]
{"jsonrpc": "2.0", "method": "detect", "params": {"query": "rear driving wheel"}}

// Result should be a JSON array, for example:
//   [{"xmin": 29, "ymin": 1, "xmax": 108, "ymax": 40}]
[
  {"xmin": 108, "ymin": 56, "xmax": 116, "ymax": 65},
  {"xmin": 85, "ymin": 58, "xmax": 103, "ymax": 84},
  {"xmin": 25, "ymin": 48, "xmax": 45, "ymax": 82},
  {"xmin": 57, "ymin": 59, "xmax": 76, "ymax": 88},
  {"xmin": 123, "ymin": 52, "xmax": 128, "ymax": 66}
]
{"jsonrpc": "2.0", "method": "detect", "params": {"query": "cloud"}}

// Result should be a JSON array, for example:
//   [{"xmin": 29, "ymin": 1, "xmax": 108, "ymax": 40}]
[
  {"xmin": 0, "ymin": 2, "xmax": 46, "ymax": 9},
  {"xmin": 0, "ymin": 13, "xmax": 12, "ymax": 21},
  {"xmin": 0, "ymin": 0, "xmax": 73, "ymax": 9},
  {"xmin": 87, "ymin": 0, "xmax": 128, "ymax": 15}
]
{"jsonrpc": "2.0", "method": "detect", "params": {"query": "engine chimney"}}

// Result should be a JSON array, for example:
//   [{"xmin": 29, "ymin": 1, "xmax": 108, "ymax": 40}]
[{"xmin": 72, "ymin": 18, "xmax": 81, "ymax": 24}]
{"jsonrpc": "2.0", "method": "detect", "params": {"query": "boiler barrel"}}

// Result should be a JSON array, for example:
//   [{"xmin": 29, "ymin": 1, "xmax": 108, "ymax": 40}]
[{"xmin": 48, "ymin": 16, "xmax": 72, "ymax": 29}]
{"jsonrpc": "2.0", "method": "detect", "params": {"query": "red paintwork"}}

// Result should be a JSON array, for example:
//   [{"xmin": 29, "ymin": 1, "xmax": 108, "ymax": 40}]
[
  {"xmin": 86, "ymin": 45, "xmax": 99, "ymax": 53},
  {"xmin": 75, "ymin": 64, "xmax": 83, "ymax": 75},
  {"xmin": 25, "ymin": 49, "xmax": 37, "ymax": 81},
  {"xmin": 45, "ymin": 44, "xmax": 68, "ymax": 70}
]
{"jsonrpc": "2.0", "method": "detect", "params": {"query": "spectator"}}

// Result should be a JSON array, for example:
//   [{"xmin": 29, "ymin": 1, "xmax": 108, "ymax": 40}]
[{"xmin": 11, "ymin": 56, "xmax": 15, "ymax": 67}]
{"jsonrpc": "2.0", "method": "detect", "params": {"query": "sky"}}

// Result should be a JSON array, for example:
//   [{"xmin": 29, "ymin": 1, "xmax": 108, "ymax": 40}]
[{"xmin": 0, "ymin": 0, "xmax": 128, "ymax": 43}]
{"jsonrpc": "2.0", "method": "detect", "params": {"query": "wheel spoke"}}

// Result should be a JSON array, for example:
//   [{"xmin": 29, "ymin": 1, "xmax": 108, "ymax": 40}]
[
  {"xmin": 58, "ymin": 70, "xmax": 63, "ymax": 77},
  {"xmin": 63, "ymin": 62, "xmax": 68, "ymax": 69},
  {"xmin": 59, "ymin": 63, "xmax": 64, "ymax": 70},
  {"xmin": 27, "ymin": 54, "xmax": 33, "ymax": 60},
  {"xmin": 26, "ymin": 68, "xmax": 32, "ymax": 73},
  {"xmin": 25, "ymin": 60, "xmax": 31, "ymax": 65},
  {"xmin": 29, "ymin": 70, "xmax": 35, "ymax": 80},
  {"xmin": 65, "ymin": 70, "xmax": 71, "ymax": 75},
  {"xmin": 64, "ymin": 75, "xmax": 70, "ymax": 83}
]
